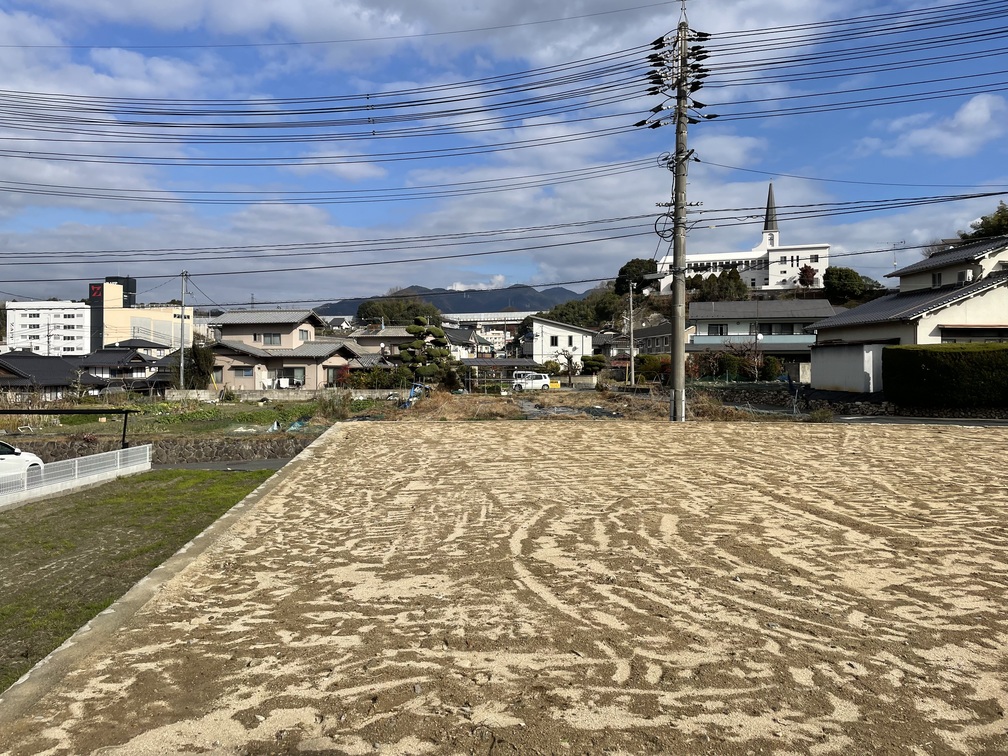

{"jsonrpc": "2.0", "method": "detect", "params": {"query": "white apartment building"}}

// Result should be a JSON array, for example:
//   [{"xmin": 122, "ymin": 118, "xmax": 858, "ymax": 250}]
[
  {"xmin": 5, "ymin": 301, "xmax": 91, "ymax": 356},
  {"xmin": 655, "ymin": 183, "xmax": 830, "ymax": 292}
]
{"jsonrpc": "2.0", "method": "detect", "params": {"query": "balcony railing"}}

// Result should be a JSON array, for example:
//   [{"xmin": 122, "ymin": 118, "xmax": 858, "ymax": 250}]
[{"xmin": 690, "ymin": 334, "xmax": 813, "ymax": 346}]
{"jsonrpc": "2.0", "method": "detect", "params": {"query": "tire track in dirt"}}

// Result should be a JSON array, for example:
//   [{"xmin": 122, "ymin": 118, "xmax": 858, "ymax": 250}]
[{"xmin": 2, "ymin": 421, "xmax": 1007, "ymax": 755}]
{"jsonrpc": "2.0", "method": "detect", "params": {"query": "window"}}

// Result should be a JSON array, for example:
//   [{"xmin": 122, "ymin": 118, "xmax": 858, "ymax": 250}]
[
  {"xmin": 767, "ymin": 233, "xmax": 775, "ymax": 247},
  {"xmin": 263, "ymin": 333, "xmax": 281, "ymax": 345},
  {"xmin": 567, "ymin": 335, "xmax": 573, "ymax": 347},
  {"xmin": 550, "ymin": 335, "xmax": 559, "ymax": 347},
  {"xmin": 707, "ymin": 324, "xmax": 727, "ymax": 336},
  {"xmin": 269, "ymin": 367, "xmax": 305, "ymax": 385},
  {"xmin": 28, "ymin": 313, "xmax": 39, "ymax": 319},
  {"xmin": 779, "ymin": 256, "xmax": 787, "ymax": 264},
  {"xmin": 810, "ymin": 255, "xmax": 819, "ymax": 263},
  {"xmin": 299, "ymin": 329, "xmax": 309, "ymax": 341},
  {"xmin": 64, "ymin": 313, "xmax": 76, "ymax": 319},
  {"xmin": 253, "ymin": 333, "xmax": 261, "ymax": 342},
  {"xmin": 778, "ymin": 323, "xmax": 794, "ymax": 335},
  {"xmin": 28, "ymin": 324, "xmax": 40, "ymax": 329},
  {"xmin": 28, "ymin": 335, "xmax": 40, "ymax": 340},
  {"xmin": 232, "ymin": 366, "xmax": 254, "ymax": 377},
  {"xmin": 213, "ymin": 367, "xmax": 224, "ymax": 384},
  {"xmin": 751, "ymin": 279, "xmax": 757, "ymax": 287},
  {"xmin": 932, "ymin": 272, "xmax": 942, "ymax": 288}
]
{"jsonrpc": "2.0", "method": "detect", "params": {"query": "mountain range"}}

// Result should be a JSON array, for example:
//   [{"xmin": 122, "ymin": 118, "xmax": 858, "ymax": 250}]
[{"xmin": 315, "ymin": 284, "xmax": 585, "ymax": 316}]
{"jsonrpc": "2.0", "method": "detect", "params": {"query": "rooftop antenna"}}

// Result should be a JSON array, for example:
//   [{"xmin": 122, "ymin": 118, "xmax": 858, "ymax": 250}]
[{"xmin": 893, "ymin": 240, "xmax": 905, "ymax": 270}]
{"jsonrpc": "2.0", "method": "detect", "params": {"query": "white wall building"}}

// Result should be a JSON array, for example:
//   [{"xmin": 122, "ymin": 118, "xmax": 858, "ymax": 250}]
[
  {"xmin": 808, "ymin": 235, "xmax": 1008, "ymax": 393},
  {"xmin": 520, "ymin": 316, "xmax": 595, "ymax": 368},
  {"xmin": 5, "ymin": 301, "xmax": 91, "ymax": 356},
  {"xmin": 655, "ymin": 184, "xmax": 830, "ymax": 292}
]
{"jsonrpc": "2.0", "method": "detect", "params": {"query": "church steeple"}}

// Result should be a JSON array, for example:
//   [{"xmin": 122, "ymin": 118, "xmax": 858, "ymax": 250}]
[
  {"xmin": 764, "ymin": 182, "xmax": 778, "ymax": 233},
  {"xmin": 762, "ymin": 182, "xmax": 779, "ymax": 247}
]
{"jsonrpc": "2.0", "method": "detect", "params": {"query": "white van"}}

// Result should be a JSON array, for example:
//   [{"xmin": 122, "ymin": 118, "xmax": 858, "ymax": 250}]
[{"xmin": 512, "ymin": 372, "xmax": 551, "ymax": 391}]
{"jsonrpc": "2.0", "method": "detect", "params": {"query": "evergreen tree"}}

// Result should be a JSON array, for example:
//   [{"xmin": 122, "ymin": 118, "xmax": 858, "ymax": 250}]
[
  {"xmin": 960, "ymin": 200, "xmax": 1008, "ymax": 239},
  {"xmin": 614, "ymin": 258, "xmax": 658, "ymax": 296},
  {"xmin": 823, "ymin": 267, "xmax": 865, "ymax": 302}
]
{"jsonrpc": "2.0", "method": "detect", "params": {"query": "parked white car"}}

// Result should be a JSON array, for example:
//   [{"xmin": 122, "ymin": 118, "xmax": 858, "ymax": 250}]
[
  {"xmin": 512, "ymin": 372, "xmax": 551, "ymax": 391},
  {"xmin": 0, "ymin": 441, "xmax": 44, "ymax": 480}
]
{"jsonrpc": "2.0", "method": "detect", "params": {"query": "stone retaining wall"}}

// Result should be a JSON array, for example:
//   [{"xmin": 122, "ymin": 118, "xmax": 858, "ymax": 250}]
[
  {"xmin": 695, "ymin": 384, "xmax": 1008, "ymax": 419},
  {"xmin": 13, "ymin": 435, "xmax": 315, "ymax": 466}
]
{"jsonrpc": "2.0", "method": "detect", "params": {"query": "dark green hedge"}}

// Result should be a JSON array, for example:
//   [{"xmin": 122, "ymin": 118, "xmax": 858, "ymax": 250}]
[{"xmin": 882, "ymin": 343, "xmax": 1008, "ymax": 407}]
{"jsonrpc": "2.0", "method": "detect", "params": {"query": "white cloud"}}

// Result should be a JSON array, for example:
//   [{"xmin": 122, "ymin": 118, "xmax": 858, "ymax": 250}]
[
  {"xmin": 448, "ymin": 274, "xmax": 507, "ymax": 291},
  {"xmin": 873, "ymin": 95, "xmax": 1008, "ymax": 158}
]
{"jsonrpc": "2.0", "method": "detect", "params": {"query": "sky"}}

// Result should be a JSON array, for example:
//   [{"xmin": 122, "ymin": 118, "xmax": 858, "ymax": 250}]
[{"xmin": 1, "ymin": 0, "xmax": 1007, "ymax": 312}]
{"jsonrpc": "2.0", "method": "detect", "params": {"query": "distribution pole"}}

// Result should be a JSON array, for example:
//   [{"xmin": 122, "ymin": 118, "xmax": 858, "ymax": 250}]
[
  {"xmin": 628, "ymin": 292, "xmax": 635, "ymax": 386},
  {"xmin": 670, "ymin": 20, "xmax": 689, "ymax": 422},
  {"xmin": 179, "ymin": 271, "xmax": 187, "ymax": 391}
]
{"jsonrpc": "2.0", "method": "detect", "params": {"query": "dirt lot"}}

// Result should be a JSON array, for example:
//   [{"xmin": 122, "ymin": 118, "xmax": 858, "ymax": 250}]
[{"xmin": 1, "ymin": 420, "xmax": 1006, "ymax": 755}]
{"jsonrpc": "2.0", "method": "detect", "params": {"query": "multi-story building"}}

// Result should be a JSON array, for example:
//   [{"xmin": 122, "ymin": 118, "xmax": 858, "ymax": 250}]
[
  {"xmin": 87, "ymin": 277, "xmax": 193, "ymax": 351},
  {"xmin": 5, "ymin": 301, "xmax": 91, "ymax": 357},
  {"xmin": 654, "ymin": 184, "xmax": 830, "ymax": 292},
  {"xmin": 6, "ymin": 276, "xmax": 195, "ymax": 356}
]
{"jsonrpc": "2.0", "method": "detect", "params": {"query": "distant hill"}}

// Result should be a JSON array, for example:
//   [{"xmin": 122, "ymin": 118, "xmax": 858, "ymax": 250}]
[{"xmin": 315, "ymin": 284, "xmax": 584, "ymax": 317}]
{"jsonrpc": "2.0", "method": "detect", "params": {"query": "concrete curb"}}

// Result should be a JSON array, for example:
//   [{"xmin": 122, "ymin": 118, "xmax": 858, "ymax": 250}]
[{"xmin": 0, "ymin": 423, "xmax": 344, "ymax": 725}]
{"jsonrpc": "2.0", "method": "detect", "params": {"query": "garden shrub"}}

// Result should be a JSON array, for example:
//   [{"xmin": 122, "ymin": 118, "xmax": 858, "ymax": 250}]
[{"xmin": 883, "ymin": 343, "xmax": 1008, "ymax": 407}]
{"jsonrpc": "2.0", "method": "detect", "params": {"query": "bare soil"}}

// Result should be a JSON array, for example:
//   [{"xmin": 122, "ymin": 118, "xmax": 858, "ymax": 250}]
[{"xmin": 1, "ymin": 420, "xmax": 1006, "ymax": 755}]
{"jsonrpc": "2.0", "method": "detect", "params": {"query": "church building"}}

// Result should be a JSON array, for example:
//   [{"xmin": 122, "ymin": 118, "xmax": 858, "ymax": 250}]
[{"xmin": 654, "ymin": 183, "xmax": 830, "ymax": 293}]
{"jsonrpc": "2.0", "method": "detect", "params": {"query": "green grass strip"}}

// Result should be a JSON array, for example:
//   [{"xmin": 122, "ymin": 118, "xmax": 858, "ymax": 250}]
[{"xmin": 0, "ymin": 468, "xmax": 273, "ymax": 693}]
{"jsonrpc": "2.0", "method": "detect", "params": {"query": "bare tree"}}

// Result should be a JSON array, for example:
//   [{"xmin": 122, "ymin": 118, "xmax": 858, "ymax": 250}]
[
  {"xmin": 554, "ymin": 348, "xmax": 580, "ymax": 387},
  {"xmin": 921, "ymin": 238, "xmax": 953, "ymax": 258},
  {"xmin": 723, "ymin": 338, "xmax": 762, "ymax": 381}
]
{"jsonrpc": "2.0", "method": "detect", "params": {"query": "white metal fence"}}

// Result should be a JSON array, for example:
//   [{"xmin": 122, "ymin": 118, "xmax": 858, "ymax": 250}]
[{"xmin": 0, "ymin": 445, "xmax": 152, "ymax": 509}]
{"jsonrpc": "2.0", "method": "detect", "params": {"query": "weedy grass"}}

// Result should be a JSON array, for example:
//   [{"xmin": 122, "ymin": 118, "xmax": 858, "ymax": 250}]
[{"xmin": 0, "ymin": 468, "xmax": 273, "ymax": 693}]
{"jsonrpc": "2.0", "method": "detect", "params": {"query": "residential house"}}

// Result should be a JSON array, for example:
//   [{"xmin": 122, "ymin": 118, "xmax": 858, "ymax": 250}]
[
  {"xmin": 347, "ymin": 324, "xmax": 415, "ymax": 355},
  {"xmin": 209, "ymin": 310, "xmax": 358, "ymax": 390},
  {"xmin": 593, "ymin": 329, "xmax": 632, "ymax": 359},
  {"xmin": 72, "ymin": 346, "xmax": 168, "ymax": 394},
  {"xmin": 443, "ymin": 311, "xmax": 537, "ymax": 353},
  {"xmin": 807, "ymin": 235, "xmax": 1008, "ymax": 393},
  {"xmin": 688, "ymin": 299, "xmax": 837, "ymax": 381},
  {"xmin": 654, "ymin": 184, "xmax": 830, "ymax": 293},
  {"xmin": 327, "ymin": 316, "xmax": 355, "ymax": 331},
  {"xmin": 519, "ymin": 316, "xmax": 594, "ymax": 369},
  {"xmin": 444, "ymin": 327, "xmax": 495, "ymax": 360},
  {"xmin": 0, "ymin": 350, "xmax": 107, "ymax": 401},
  {"xmin": 105, "ymin": 338, "xmax": 173, "ymax": 359}
]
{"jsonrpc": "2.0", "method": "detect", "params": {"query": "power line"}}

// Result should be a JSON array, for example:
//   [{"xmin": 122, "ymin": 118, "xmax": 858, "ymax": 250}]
[{"xmin": 0, "ymin": 3, "xmax": 677, "ymax": 50}]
